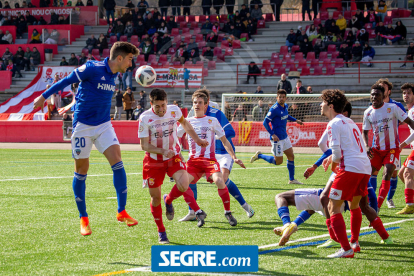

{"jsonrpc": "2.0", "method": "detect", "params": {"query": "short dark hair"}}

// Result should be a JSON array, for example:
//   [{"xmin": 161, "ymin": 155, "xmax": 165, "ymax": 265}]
[
  {"xmin": 376, "ymin": 78, "xmax": 393, "ymax": 91},
  {"xmin": 194, "ymin": 87, "xmax": 211, "ymax": 100},
  {"xmin": 149, "ymin": 89, "xmax": 167, "ymax": 102},
  {"xmin": 371, "ymin": 83, "xmax": 385, "ymax": 94},
  {"xmin": 321, "ymin": 89, "xmax": 347, "ymax": 114},
  {"xmin": 192, "ymin": 92, "xmax": 208, "ymax": 104},
  {"xmin": 277, "ymin": 89, "xmax": 287, "ymax": 96},
  {"xmin": 110, "ymin": 42, "xmax": 139, "ymax": 60},
  {"xmin": 401, "ymin": 83, "xmax": 414, "ymax": 92},
  {"xmin": 343, "ymin": 102, "xmax": 352, "ymax": 117}
]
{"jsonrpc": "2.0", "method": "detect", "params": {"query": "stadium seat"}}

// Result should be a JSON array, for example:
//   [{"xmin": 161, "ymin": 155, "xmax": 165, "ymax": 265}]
[
  {"xmin": 224, "ymin": 47, "xmax": 233, "ymax": 56},
  {"xmin": 312, "ymin": 66, "xmax": 323, "ymax": 75},
  {"xmin": 391, "ymin": 9, "xmax": 399, "ymax": 18},
  {"xmin": 220, "ymin": 14, "xmax": 227, "ymax": 23},
  {"xmin": 264, "ymin": 67, "xmax": 274, "ymax": 76},
  {"xmin": 196, "ymin": 61, "xmax": 204, "ymax": 66},
  {"xmin": 94, "ymin": 55, "xmax": 101, "ymax": 61},
  {"xmin": 120, "ymin": 35, "xmax": 128, "ymax": 42},
  {"xmin": 332, "ymin": 11, "xmax": 341, "ymax": 20},
  {"xmin": 301, "ymin": 66, "xmax": 310, "ymax": 76},
  {"xmin": 297, "ymin": 59, "xmax": 307, "ymax": 68},
  {"xmin": 198, "ymin": 41, "xmax": 206, "ymax": 48},
  {"xmin": 279, "ymin": 46, "xmax": 288, "ymax": 56},
  {"xmin": 344, "ymin": 10, "xmax": 352, "ymax": 20},
  {"xmin": 210, "ymin": 15, "xmax": 219, "ymax": 23},
  {"xmin": 272, "ymin": 59, "xmax": 283, "ymax": 68},
  {"xmin": 325, "ymin": 65, "xmax": 335, "ymax": 75},
  {"xmin": 291, "ymin": 45, "xmax": 300, "ymax": 53},
  {"xmin": 109, "ymin": 36, "xmax": 118, "ymax": 44},
  {"xmin": 319, "ymin": 52, "xmax": 328, "ymax": 60},
  {"xmin": 202, "ymin": 47, "xmax": 208, "ymax": 55},
  {"xmin": 265, "ymin": 13, "xmax": 274, "ymax": 22},
  {"xmin": 102, "ymin": 49, "xmax": 110, "ymax": 58},
  {"xmin": 160, "ymin": 61, "xmax": 170, "ymax": 67},
  {"xmin": 257, "ymin": 20, "xmax": 265, "ymax": 28},
  {"xmin": 384, "ymin": 16, "xmax": 392, "ymax": 25},
  {"xmin": 173, "ymin": 61, "xmax": 181, "ymax": 66},
  {"xmin": 217, "ymin": 53, "xmax": 225, "ymax": 62},
  {"xmin": 182, "ymin": 27, "xmax": 190, "ymax": 34},
  {"xmin": 172, "ymin": 35, "xmax": 181, "ymax": 44},
  {"xmin": 334, "ymin": 58, "xmax": 344, "ymax": 68},
  {"xmin": 190, "ymin": 21, "xmax": 199, "ymax": 28},
  {"xmin": 221, "ymin": 40, "xmax": 229, "ymax": 48},
  {"xmin": 148, "ymin": 54, "xmax": 157, "ymax": 64},
  {"xmin": 320, "ymin": 11, "xmax": 329, "ymax": 20},
  {"xmin": 91, "ymin": 49, "xmax": 100, "ymax": 56},
  {"xmin": 188, "ymin": 15, "xmax": 196, "ymax": 22},
  {"xmin": 199, "ymin": 15, "xmax": 207, "ymax": 23},
  {"xmin": 322, "ymin": 59, "xmax": 332, "ymax": 67},
  {"xmin": 283, "ymin": 53, "xmax": 292, "ymax": 60},
  {"xmin": 208, "ymin": 60, "xmax": 216, "ymax": 70},
  {"xmin": 310, "ymin": 59, "xmax": 319, "ymax": 68},
  {"xmin": 203, "ymin": 67, "xmax": 208, "ymax": 77},
  {"xmin": 184, "ymin": 35, "xmax": 191, "ymax": 44},
  {"xmin": 240, "ymin": 33, "xmax": 249, "ymax": 41},
  {"xmin": 82, "ymin": 48, "xmax": 89, "ymax": 55},
  {"xmin": 294, "ymin": 52, "xmax": 304, "ymax": 60},
  {"xmin": 195, "ymin": 34, "xmax": 203, "ymax": 42},
  {"xmin": 262, "ymin": 59, "xmax": 271, "ymax": 68},
  {"xmin": 177, "ymin": 15, "xmax": 186, "ymax": 23},
  {"xmin": 233, "ymin": 40, "xmax": 241, "ymax": 49},
  {"xmin": 171, "ymin": 28, "xmax": 179, "ymax": 36},
  {"xmin": 184, "ymin": 61, "xmax": 192, "ymax": 66},
  {"xmin": 136, "ymin": 55, "xmax": 145, "ymax": 63},
  {"xmin": 306, "ymin": 52, "xmax": 315, "ymax": 61},
  {"xmin": 132, "ymin": 41, "xmax": 140, "ymax": 48},
  {"xmin": 180, "ymin": 22, "xmax": 188, "ymax": 28},
  {"xmin": 270, "ymin": 52, "xmax": 279, "ymax": 61},
  {"xmin": 276, "ymin": 67, "xmax": 286, "ymax": 76},
  {"xmin": 213, "ymin": 47, "xmax": 222, "ymax": 56},
  {"xmin": 364, "ymin": 23, "xmax": 373, "ymax": 30},
  {"xmin": 399, "ymin": 9, "xmax": 412, "ymax": 17},
  {"xmin": 369, "ymin": 29, "xmax": 376, "ymax": 39},
  {"xmin": 327, "ymin": 44, "xmax": 337, "ymax": 55},
  {"xmin": 130, "ymin": 35, "xmax": 139, "ymax": 43},
  {"xmin": 159, "ymin": 55, "xmax": 168, "ymax": 63},
  {"xmin": 218, "ymin": 33, "xmax": 225, "ymax": 41},
  {"xmin": 168, "ymin": 47, "xmax": 176, "ymax": 55},
  {"xmin": 331, "ymin": 51, "xmax": 339, "ymax": 59},
  {"xmin": 313, "ymin": 18, "xmax": 321, "ymax": 27},
  {"xmin": 285, "ymin": 58, "xmax": 295, "ymax": 67},
  {"xmin": 193, "ymin": 27, "xmax": 201, "ymax": 35}
]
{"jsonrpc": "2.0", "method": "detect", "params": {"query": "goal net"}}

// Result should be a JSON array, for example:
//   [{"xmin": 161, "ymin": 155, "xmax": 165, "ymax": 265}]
[{"xmin": 221, "ymin": 93, "xmax": 372, "ymax": 154}]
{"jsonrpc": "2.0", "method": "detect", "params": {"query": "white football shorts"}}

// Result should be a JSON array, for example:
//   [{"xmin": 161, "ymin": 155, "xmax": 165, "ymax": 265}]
[
  {"xmin": 71, "ymin": 121, "xmax": 119, "ymax": 159},
  {"xmin": 271, "ymin": 137, "xmax": 292, "ymax": 157},
  {"xmin": 294, "ymin": 189, "xmax": 324, "ymax": 213},
  {"xmin": 216, "ymin": 153, "xmax": 234, "ymax": 172}
]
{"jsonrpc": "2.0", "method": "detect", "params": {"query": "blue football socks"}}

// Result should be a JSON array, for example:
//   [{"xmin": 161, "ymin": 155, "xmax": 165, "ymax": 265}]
[
  {"xmin": 188, "ymin": 182, "xmax": 197, "ymax": 211},
  {"xmin": 287, "ymin": 160, "xmax": 295, "ymax": 181},
  {"xmin": 367, "ymin": 180, "xmax": 378, "ymax": 212},
  {"xmin": 293, "ymin": 210, "xmax": 312, "ymax": 226},
  {"xmin": 258, "ymin": 154, "xmax": 275, "ymax": 165},
  {"xmin": 73, "ymin": 172, "xmax": 88, "ymax": 218},
  {"xmin": 388, "ymin": 177, "xmax": 398, "ymax": 200},
  {"xmin": 112, "ymin": 161, "xmax": 127, "ymax": 213},
  {"xmin": 370, "ymin": 175, "xmax": 378, "ymax": 192},
  {"xmin": 226, "ymin": 178, "xmax": 246, "ymax": 206},
  {"xmin": 278, "ymin": 206, "xmax": 291, "ymax": 225}
]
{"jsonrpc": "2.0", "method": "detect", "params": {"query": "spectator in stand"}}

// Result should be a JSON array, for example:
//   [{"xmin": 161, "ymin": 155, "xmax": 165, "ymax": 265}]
[
  {"xmin": 103, "ymin": 0, "xmax": 116, "ymax": 25},
  {"xmin": 224, "ymin": 102, "xmax": 232, "ymax": 121},
  {"xmin": 124, "ymin": 21, "xmax": 134, "ymax": 38},
  {"xmin": 300, "ymin": 37, "xmax": 313, "ymax": 58},
  {"xmin": 285, "ymin": 29, "xmax": 296, "ymax": 49},
  {"xmin": 135, "ymin": 21, "xmax": 146, "ymax": 39},
  {"xmin": 28, "ymin": 2, "xmax": 36, "ymax": 7},
  {"xmin": 137, "ymin": 0, "xmax": 149, "ymax": 15},
  {"xmin": 25, "ymin": 11, "xmax": 37, "ymax": 25},
  {"xmin": 78, "ymin": 52, "xmax": 87, "ymax": 66},
  {"xmin": 62, "ymin": 113, "xmax": 72, "ymax": 137},
  {"xmin": 123, "ymin": 58, "xmax": 135, "ymax": 90},
  {"xmin": 139, "ymin": 90, "xmax": 147, "ymax": 109},
  {"xmin": 361, "ymin": 42, "xmax": 375, "ymax": 67},
  {"xmin": 113, "ymin": 89, "xmax": 123, "ymax": 120},
  {"xmin": 357, "ymin": 28, "xmax": 369, "ymax": 45},
  {"xmin": 183, "ymin": 0, "xmax": 192, "ymax": 15},
  {"xmin": 75, "ymin": 0, "xmax": 84, "ymax": 6},
  {"xmin": 166, "ymin": 16, "xmax": 177, "ymax": 32},
  {"xmin": 50, "ymin": 12, "xmax": 59, "ymax": 24},
  {"xmin": 2, "ymin": 30, "xmax": 12, "ymax": 44},
  {"xmin": 324, "ymin": 14, "xmax": 335, "ymax": 30},
  {"xmin": 97, "ymin": 33, "xmax": 108, "ymax": 54},
  {"xmin": 45, "ymin": 29, "xmax": 60, "ymax": 44},
  {"xmin": 3, "ymin": 1, "xmax": 10, "ymax": 8},
  {"xmin": 2, "ymin": 47, "xmax": 13, "ymax": 61},
  {"xmin": 14, "ymin": 47, "xmax": 25, "ymax": 71},
  {"xmin": 0, "ymin": 30, "xmax": 4, "ymax": 42},
  {"xmin": 255, "ymin": 86, "xmax": 263, "ymax": 93},
  {"xmin": 7, "ymin": 59, "xmax": 22, "ymax": 78},
  {"xmin": 306, "ymin": 24, "xmax": 318, "ymax": 41},
  {"xmin": 125, "ymin": 0, "xmax": 134, "ymax": 8},
  {"xmin": 307, "ymin": 86, "xmax": 313, "ymax": 93},
  {"xmin": 144, "ymin": 12, "xmax": 155, "ymax": 29},
  {"xmin": 60, "ymin": 57, "xmax": 69, "ymax": 66},
  {"xmin": 212, "ymin": 22, "xmax": 220, "ymax": 34},
  {"xmin": 206, "ymin": 31, "xmax": 218, "ymax": 47},
  {"xmin": 376, "ymin": 0, "xmax": 387, "ymax": 23},
  {"xmin": 296, "ymin": 29, "xmax": 308, "ymax": 45},
  {"xmin": 295, "ymin": 80, "xmax": 307, "ymax": 94},
  {"xmin": 30, "ymin": 47, "xmax": 40, "ymax": 70},
  {"xmin": 159, "ymin": 0, "xmax": 170, "ymax": 18},
  {"xmin": 183, "ymin": 67, "xmax": 190, "ymax": 90},
  {"xmin": 157, "ymin": 22, "xmax": 168, "ymax": 35},
  {"xmin": 58, "ymin": 15, "xmax": 68, "ymax": 25},
  {"xmin": 355, "ymin": 9, "xmax": 364, "ymax": 23},
  {"xmin": 187, "ymin": 38, "xmax": 199, "ymax": 54},
  {"xmin": 348, "ymin": 15, "xmax": 362, "ymax": 35},
  {"xmin": 400, "ymin": 42, "xmax": 414, "ymax": 68},
  {"xmin": 374, "ymin": 21, "xmax": 386, "ymax": 45},
  {"xmin": 365, "ymin": 9, "xmax": 378, "ymax": 28},
  {"xmin": 147, "ymin": 25, "xmax": 157, "ymax": 37},
  {"xmin": 200, "ymin": 46, "xmax": 214, "ymax": 62},
  {"xmin": 139, "ymin": 34, "xmax": 149, "ymax": 48},
  {"xmin": 380, "ymin": 23, "xmax": 395, "ymax": 45},
  {"xmin": 30, "ymin": 29, "xmax": 41, "ymax": 44},
  {"xmin": 326, "ymin": 21, "xmax": 340, "ymax": 36},
  {"xmin": 152, "ymin": 38, "xmax": 160, "ymax": 53},
  {"xmin": 66, "ymin": 1, "xmax": 73, "ymax": 6},
  {"xmin": 132, "ymin": 104, "xmax": 145, "ymax": 120},
  {"xmin": 246, "ymin": 61, "xmax": 260, "ymax": 84},
  {"xmin": 87, "ymin": 53, "xmax": 95, "ymax": 61},
  {"xmin": 141, "ymin": 39, "xmax": 152, "ymax": 61},
  {"xmin": 158, "ymin": 33, "xmax": 171, "ymax": 54},
  {"xmin": 187, "ymin": 48, "xmax": 200, "ymax": 64},
  {"xmin": 23, "ymin": 47, "xmax": 32, "ymax": 71},
  {"xmin": 85, "ymin": 34, "xmax": 97, "ymax": 52},
  {"xmin": 391, "ymin": 20, "xmax": 407, "ymax": 44},
  {"xmin": 213, "ymin": 0, "xmax": 223, "ymax": 15},
  {"xmin": 345, "ymin": 30, "xmax": 356, "ymax": 46},
  {"xmin": 171, "ymin": 0, "xmax": 182, "ymax": 16},
  {"xmin": 232, "ymin": 104, "xmax": 247, "ymax": 121},
  {"xmin": 86, "ymin": 0, "xmax": 93, "ymax": 6},
  {"xmin": 239, "ymin": 4, "xmax": 248, "ymax": 19},
  {"xmin": 37, "ymin": 16, "xmax": 48, "ymax": 25},
  {"xmin": 0, "ymin": 60, "xmax": 5, "ymax": 70},
  {"xmin": 111, "ymin": 21, "xmax": 124, "ymax": 41},
  {"xmin": 174, "ymin": 45, "xmax": 187, "ymax": 64},
  {"xmin": 202, "ymin": 0, "xmax": 212, "ymax": 15},
  {"xmin": 338, "ymin": 42, "xmax": 351, "ymax": 65},
  {"xmin": 302, "ymin": 0, "xmax": 311, "ymax": 21},
  {"xmin": 246, "ymin": 19, "xmax": 256, "ymax": 42},
  {"xmin": 252, "ymin": 100, "xmax": 269, "ymax": 121},
  {"xmin": 122, "ymin": 87, "xmax": 135, "ymax": 120},
  {"xmin": 277, "ymin": 74, "xmax": 292, "ymax": 93},
  {"xmin": 251, "ymin": 5, "xmax": 262, "ymax": 21},
  {"xmin": 201, "ymin": 18, "xmax": 213, "ymax": 36},
  {"xmin": 349, "ymin": 41, "xmax": 362, "ymax": 67},
  {"xmin": 68, "ymin": 53, "xmax": 79, "ymax": 66}
]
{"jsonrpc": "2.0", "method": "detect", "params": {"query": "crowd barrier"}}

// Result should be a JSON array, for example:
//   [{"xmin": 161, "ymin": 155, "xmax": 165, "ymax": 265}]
[
  {"xmin": 0, "ymin": 71, "xmax": 12, "ymax": 91},
  {"xmin": 27, "ymin": 25, "xmax": 84, "ymax": 45}
]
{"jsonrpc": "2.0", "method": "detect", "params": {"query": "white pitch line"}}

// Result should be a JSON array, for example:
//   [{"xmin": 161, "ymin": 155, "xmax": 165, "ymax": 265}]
[
  {"xmin": 259, "ymin": 218, "xmax": 414, "ymax": 249},
  {"xmin": 125, "ymin": 266, "xmax": 269, "ymax": 276}
]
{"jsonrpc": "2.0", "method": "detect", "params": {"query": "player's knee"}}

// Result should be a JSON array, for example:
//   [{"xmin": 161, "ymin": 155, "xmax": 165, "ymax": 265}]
[
  {"xmin": 151, "ymin": 196, "xmax": 162, "ymax": 206},
  {"xmin": 403, "ymin": 169, "xmax": 413, "ymax": 181},
  {"xmin": 275, "ymin": 158, "xmax": 283, "ymax": 165}
]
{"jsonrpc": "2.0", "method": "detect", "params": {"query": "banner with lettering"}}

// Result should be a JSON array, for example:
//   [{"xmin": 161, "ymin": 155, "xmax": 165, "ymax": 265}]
[{"xmin": 153, "ymin": 67, "xmax": 203, "ymax": 88}]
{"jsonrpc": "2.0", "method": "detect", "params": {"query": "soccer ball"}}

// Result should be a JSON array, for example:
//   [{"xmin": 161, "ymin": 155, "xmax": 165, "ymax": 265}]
[{"xmin": 135, "ymin": 65, "xmax": 156, "ymax": 87}]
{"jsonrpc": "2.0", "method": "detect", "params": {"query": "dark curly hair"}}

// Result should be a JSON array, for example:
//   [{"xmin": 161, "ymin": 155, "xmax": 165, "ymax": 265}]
[
  {"xmin": 401, "ymin": 83, "xmax": 414, "ymax": 92},
  {"xmin": 376, "ymin": 78, "xmax": 393, "ymax": 92},
  {"xmin": 277, "ymin": 89, "xmax": 287, "ymax": 96},
  {"xmin": 321, "ymin": 89, "xmax": 348, "ymax": 114},
  {"xmin": 371, "ymin": 83, "xmax": 385, "ymax": 94},
  {"xmin": 149, "ymin": 89, "xmax": 167, "ymax": 103}
]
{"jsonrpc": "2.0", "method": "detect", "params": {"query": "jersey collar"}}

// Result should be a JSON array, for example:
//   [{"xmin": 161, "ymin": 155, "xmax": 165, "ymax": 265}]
[{"xmin": 373, "ymin": 102, "xmax": 385, "ymax": 109}]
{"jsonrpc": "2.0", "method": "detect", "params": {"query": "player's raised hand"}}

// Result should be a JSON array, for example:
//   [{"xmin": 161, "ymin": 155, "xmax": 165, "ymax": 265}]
[
  {"xmin": 33, "ymin": 95, "xmax": 46, "ymax": 110},
  {"xmin": 163, "ymin": 149, "xmax": 175, "ymax": 159},
  {"xmin": 272, "ymin": 134, "xmax": 279, "ymax": 142},
  {"xmin": 296, "ymin": 120, "xmax": 304, "ymax": 125},
  {"xmin": 304, "ymin": 165, "xmax": 317, "ymax": 179},
  {"xmin": 366, "ymin": 147, "xmax": 373, "ymax": 159},
  {"xmin": 399, "ymin": 142, "xmax": 407, "ymax": 151},
  {"xmin": 322, "ymin": 156, "xmax": 332, "ymax": 172},
  {"xmin": 234, "ymin": 159, "xmax": 246, "ymax": 169},
  {"xmin": 196, "ymin": 139, "xmax": 209, "ymax": 147}
]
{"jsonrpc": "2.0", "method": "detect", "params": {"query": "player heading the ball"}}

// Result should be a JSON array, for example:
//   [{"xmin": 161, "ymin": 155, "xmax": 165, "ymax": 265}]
[{"xmin": 33, "ymin": 42, "xmax": 140, "ymax": 236}]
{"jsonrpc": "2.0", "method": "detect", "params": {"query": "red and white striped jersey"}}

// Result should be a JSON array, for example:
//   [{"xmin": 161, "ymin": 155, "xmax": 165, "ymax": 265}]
[
  {"xmin": 328, "ymin": 114, "xmax": 371, "ymax": 175},
  {"xmin": 138, "ymin": 105, "xmax": 183, "ymax": 161},
  {"xmin": 363, "ymin": 102, "xmax": 407, "ymax": 150},
  {"xmin": 177, "ymin": 115, "xmax": 225, "ymax": 159}
]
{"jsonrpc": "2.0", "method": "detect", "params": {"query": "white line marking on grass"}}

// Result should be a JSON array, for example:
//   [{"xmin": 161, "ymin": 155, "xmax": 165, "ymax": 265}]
[
  {"xmin": 106, "ymin": 197, "xmax": 117, "ymax": 199},
  {"xmin": 234, "ymin": 165, "xmax": 313, "ymax": 170},
  {"xmin": 0, "ymin": 173, "xmax": 143, "ymax": 182},
  {"xmin": 259, "ymin": 218, "xmax": 414, "ymax": 249}
]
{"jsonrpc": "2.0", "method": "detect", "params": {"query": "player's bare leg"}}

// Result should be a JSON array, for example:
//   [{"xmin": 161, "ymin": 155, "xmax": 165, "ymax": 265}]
[
  {"xmin": 397, "ymin": 166, "xmax": 414, "ymax": 214},
  {"xmin": 386, "ymin": 169, "xmax": 399, "ymax": 208},
  {"xmin": 74, "ymin": 158, "xmax": 91, "ymax": 236},
  {"xmin": 103, "ymin": 144, "xmax": 137, "ymax": 227},
  {"xmin": 285, "ymin": 147, "xmax": 302, "ymax": 185},
  {"xmin": 211, "ymin": 171, "xmax": 237, "ymax": 226}
]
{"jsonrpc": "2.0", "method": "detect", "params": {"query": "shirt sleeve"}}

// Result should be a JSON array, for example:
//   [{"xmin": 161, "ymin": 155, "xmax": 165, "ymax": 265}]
[
  {"xmin": 329, "ymin": 122, "xmax": 342, "ymax": 163},
  {"xmin": 138, "ymin": 118, "xmax": 149, "ymax": 138},
  {"xmin": 362, "ymin": 110, "xmax": 372, "ymax": 130},
  {"xmin": 174, "ymin": 105, "xmax": 183, "ymax": 122},
  {"xmin": 394, "ymin": 105, "xmax": 408, "ymax": 122},
  {"xmin": 177, "ymin": 124, "xmax": 185, "ymax": 138},
  {"xmin": 216, "ymin": 109, "xmax": 235, "ymax": 139},
  {"xmin": 318, "ymin": 129, "xmax": 329, "ymax": 153},
  {"xmin": 213, "ymin": 118, "xmax": 225, "ymax": 139}
]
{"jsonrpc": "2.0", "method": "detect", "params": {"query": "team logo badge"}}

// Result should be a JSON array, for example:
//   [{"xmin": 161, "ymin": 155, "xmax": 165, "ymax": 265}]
[
  {"xmin": 390, "ymin": 149, "xmax": 395, "ymax": 153},
  {"xmin": 387, "ymin": 108, "xmax": 391, "ymax": 113},
  {"xmin": 148, "ymin": 178, "xmax": 155, "ymax": 186},
  {"xmin": 208, "ymin": 119, "xmax": 212, "ymax": 124},
  {"xmin": 175, "ymin": 158, "xmax": 181, "ymax": 163},
  {"xmin": 329, "ymin": 188, "xmax": 342, "ymax": 200},
  {"xmin": 139, "ymin": 125, "xmax": 144, "ymax": 132},
  {"xmin": 171, "ymin": 111, "xmax": 176, "ymax": 118},
  {"xmin": 148, "ymin": 119, "xmax": 153, "ymax": 123},
  {"xmin": 75, "ymin": 149, "xmax": 81, "ymax": 155}
]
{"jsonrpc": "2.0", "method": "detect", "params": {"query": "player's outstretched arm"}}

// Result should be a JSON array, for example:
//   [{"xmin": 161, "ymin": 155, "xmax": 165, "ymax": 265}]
[
  {"xmin": 140, "ymin": 137, "xmax": 174, "ymax": 158},
  {"xmin": 362, "ymin": 130, "xmax": 373, "ymax": 159},
  {"xmin": 219, "ymin": 136, "xmax": 246, "ymax": 169},
  {"xmin": 178, "ymin": 117, "xmax": 209, "ymax": 147}
]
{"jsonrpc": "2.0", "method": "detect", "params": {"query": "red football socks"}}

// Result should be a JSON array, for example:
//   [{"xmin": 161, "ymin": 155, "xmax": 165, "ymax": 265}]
[
  {"xmin": 330, "ymin": 213, "xmax": 351, "ymax": 251},
  {"xmin": 350, "ymin": 208, "xmax": 362, "ymax": 243},
  {"xmin": 182, "ymin": 187, "xmax": 201, "ymax": 212},
  {"xmin": 371, "ymin": 216, "xmax": 389, "ymax": 240},
  {"xmin": 326, "ymin": 219, "xmax": 339, "ymax": 242},
  {"xmin": 377, "ymin": 180, "xmax": 391, "ymax": 208},
  {"xmin": 150, "ymin": 203, "xmax": 165, "ymax": 233},
  {"xmin": 405, "ymin": 188, "xmax": 414, "ymax": 204},
  {"xmin": 218, "ymin": 187, "xmax": 231, "ymax": 211},
  {"xmin": 166, "ymin": 184, "xmax": 183, "ymax": 205}
]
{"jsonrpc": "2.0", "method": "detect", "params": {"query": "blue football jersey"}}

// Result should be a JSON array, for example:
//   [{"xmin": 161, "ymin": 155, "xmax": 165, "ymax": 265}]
[
  {"xmin": 205, "ymin": 105, "xmax": 236, "ymax": 154},
  {"xmin": 42, "ymin": 58, "xmax": 118, "ymax": 127},
  {"xmin": 264, "ymin": 102, "xmax": 296, "ymax": 141}
]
